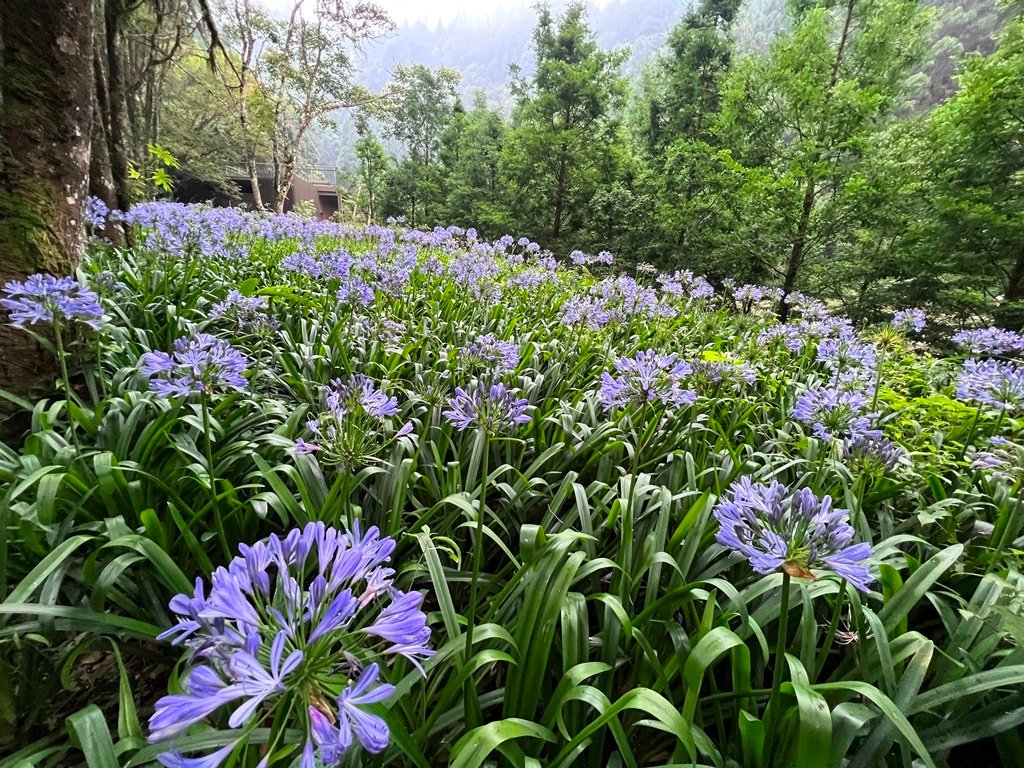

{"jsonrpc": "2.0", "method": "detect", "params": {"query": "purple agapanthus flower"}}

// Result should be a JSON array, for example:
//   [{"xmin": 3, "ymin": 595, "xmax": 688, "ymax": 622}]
[
  {"xmin": 956, "ymin": 358, "xmax": 1024, "ymax": 411},
  {"xmin": 442, "ymin": 381, "xmax": 531, "ymax": 434},
  {"xmin": 337, "ymin": 276, "xmax": 375, "ymax": 306},
  {"xmin": 599, "ymin": 350, "xmax": 696, "ymax": 411},
  {"xmin": 792, "ymin": 386, "xmax": 880, "ymax": 442},
  {"xmin": 693, "ymin": 360, "xmax": 757, "ymax": 391},
  {"xmin": 140, "ymin": 333, "xmax": 248, "ymax": 398},
  {"xmin": 150, "ymin": 523, "xmax": 432, "ymax": 767},
  {"xmin": 296, "ymin": 376, "xmax": 410, "ymax": 468},
  {"xmin": 461, "ymin": 333, "xmax": 520, "ymax": 376},
  {"xmin": 1, "ymin": 274, "xmax": 103, "ymax": 330},
  {"xmin": 817, "ymin": 335, "xmax": 878, "ymax": 390},
  {"xmin": 952, "ymin": 327, "xmax": 1024, "ymax": 357},
  {"xmin": 309, "ymin": 663, "xmax": 394, "ymax": 759},
  {"xmin": 560, "ymin": 295, "xmax": 613, "ymax": 329},
  {"xmin": 210, "ymin": 290, "xmax": 279, "ymax": 333},
  {"xmin": 842, "ymin": 433, "xmax": 907, "ymax": 472},
  {"xmin": 156, "ymin": 739, "xmax": 239, "ymax": 768},
  {"xmin": 759, "ymin": 324, "xmax": 806, "ymax": 354},
  {"xmin": 971, "ymin": 436, "xmax": 1023, "ymax": 485},
  {"xmin": 328, "ymin": 375, "xmax": 399, "ymax": 418},
  {"xmin": 84, "ymin": 196, "xmax": 110, "ymax": 229},
  {"xmin": 714, "ymin": 477, "xmax": 874, "ymax": 591},
  {"xmin": 891, "ymin": 308, "xmax": 926, "ymax": 334}
]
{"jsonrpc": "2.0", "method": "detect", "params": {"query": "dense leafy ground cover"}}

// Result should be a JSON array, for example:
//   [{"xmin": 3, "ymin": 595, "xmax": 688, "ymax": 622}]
[{"xmin": 2, "ymin": 202, "xmax": 1024, "ymax": 768}]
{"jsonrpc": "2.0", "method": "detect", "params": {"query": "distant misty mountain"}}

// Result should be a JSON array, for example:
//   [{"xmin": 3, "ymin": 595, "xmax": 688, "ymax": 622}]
[
  {"xmin": 352, "ymin": 0, "xmax": 1002, "ymax": 106},
  {"xmin": 356, "ymin": 0, "xmax": 686, "ymax": 106}
]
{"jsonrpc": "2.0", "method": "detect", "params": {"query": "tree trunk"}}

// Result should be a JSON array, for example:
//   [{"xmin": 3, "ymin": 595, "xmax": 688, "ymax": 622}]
[
  {"xmin": 1005, "ymin": 243, "xmax": 1024, "ymax": 303},
  {"xmin": 90, "ymin": 49, "xmax": 120, "ymax": 243},
  {"xmin": 247, "ymin": 158, "xmax": 264, "ymax": 210},
  {"xmin": 103, "ymin": 0, "xmax": 132, "ymax": 213},
  {"xmin": 552, "ymin": 147, "xmax": 568, "ymax": 240},
  {"xmin": 273, "ymin": 166, "xmax": 292, "ymax": 214},
  {"xmin": 778, "ymin": 174, "xmax": 817, "ymax": 321},
  {"xmin": 0, "ymin": 0, "xmax": 93, "ymax": 437},
  {"xmin": 995, "ymin": 243, "xmax": 1024, "ymax": 331}
]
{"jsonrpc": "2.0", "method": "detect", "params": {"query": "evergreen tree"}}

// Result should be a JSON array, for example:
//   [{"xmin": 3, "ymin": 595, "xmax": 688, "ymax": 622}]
[
  {"xmin": 438, "ymin": 93, "xmax": 510, "ymax": 235},
  {"xmin": 643, "ymin": 0, "xmax": 743, "ymax": 151},
  {"xmin": 354, "ymin": 125, "xmax": 388, "ymax": 223},
  {"xmin": 502, "ymin": 2, "xmax": 628, "ymax": 246}
]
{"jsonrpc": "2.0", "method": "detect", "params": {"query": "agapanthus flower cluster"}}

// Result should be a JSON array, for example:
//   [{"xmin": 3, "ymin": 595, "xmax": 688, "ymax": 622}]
[
  {"xmin": 210, "ymin": 290, "xmax": 280, "ymax": 334},
  {"xmin": 515, "ymin": 237, "xmax": 541, "ymax": 253},
  {"xmin": 784, "ymin": 292, "xmax": 832, "ymax": 322},
  {"xmin": 149, "ymin": 523, "xmax": 433, "ymax": 768},
  {"xmin": 140, "ymin": 334, "xmax": 248, "ymax": 398},
  {"xmin": 1, "ymin": 274, "xmax": 103, "ymax": 330},
  {"xmin": 349, "ymin": 315, "xmax": 407, "ymax": 350},
  {"xmin": 296, "ymin": 375, "xmax": 412, "ymax": 468},
  {"xmin": 599, "ymin": 350, "xmax": 696, "ymax": 411},
  {"xmin": 971, "ymin": 436, "xmax": 1023, "ymax": 485},
  {"xmin": 842, "ymin": 433, "xmax": 907, "ymax": 473},
  {"xmin": 698, "ymin": 359, "xmax": 758, "ymax": 388},
  {"xmin": 658, "ymin": 270, "xmax": 714, "ymax": 301},
  {"xmin": 714, "ymin": 477, "xmax": 874, "ymax": 591},
  {"xmin": 759, "ymin": 323, "xmax": 806, "ymax": 354},
  {"xmin": 592, "ymin": 276, "xmax": 676, "ymax": 322},
  {"xmin": 817, "ymin": 334, "xmax": 878, "ymax": 390},
  {"xmin": 84, "ymin": 195, "xmax": 110, "ymax": 229},
  {"xmin": 336, "ymin": 275, "xmax": 376, "ymax": 306},
  {"xmin": 560, "ymin": 295, "xmax": 613, "ymax": 330},
  {"xmin": 952, "ymin": 327, "xmax": 1024, "ymax": 358},
  {"xmin": 955, "ymin": 358, "xmax": 1024, "ymax": 411},
  {"xmin": 448, "ymin": 252, "xmax": 502, "ymax": 301},
  {"xmin": 891, "ymin": 308, "xmax": 927, "ymax": 334},
  {"xmin": 733, "ymin": 284, "xmax": 783, "ymax": 309},
  {"xmin": 507, "ymin": 266, "xmax": 558, "ymax": 291},
  {"xmin": 792, "ymin": 385, "xmax": 880, "ymax": 442},
  {"xmin": 568, "ymin": 249, "xmax": 614, "ymax": 267},
  {"xmin": 460, "ymin": 333, "xmax": 520, "ymax": 377},
  {"xmin": 442, "ymin": 381, "xmax": 531, "ymax": 433}
]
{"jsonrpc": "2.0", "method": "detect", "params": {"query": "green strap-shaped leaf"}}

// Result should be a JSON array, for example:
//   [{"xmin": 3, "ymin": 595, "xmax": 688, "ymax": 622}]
[
  {"xmin": 67, "ymin": 705, "xmax": 118, "ymax": 768},
  {"xmin": 877, "ymin": 545, "xmax": 963, "ymax": 634},
  {"xmin": 450, "ymin": 719, "xmax": 557, "ymax": 768},
  {"xmin": 814, "ymin": 681, "xmax": 937, "ymax": 768},
  {"xmin": 682, "ymin": 626, "xmax": 752, "ymax": 723}
]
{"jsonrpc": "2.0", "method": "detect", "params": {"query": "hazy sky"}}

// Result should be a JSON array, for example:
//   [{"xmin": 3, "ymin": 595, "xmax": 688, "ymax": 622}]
[
  {"xmin": 261, "ymin": 1, "xmax": 618, "ymax": 30},
  {"xmin": 377, "ymin": 0, "xmax": 530, "ymax": 25},
  {"xmin": 259, "ymin": 0, "xmax": 616, "ymax": 27}
]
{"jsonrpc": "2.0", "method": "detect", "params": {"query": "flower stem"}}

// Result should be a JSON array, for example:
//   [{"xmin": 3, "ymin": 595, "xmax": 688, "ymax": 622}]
[
  {"xmin": 52, "ymin": 321, "xmax": 81, "ymax": 451},
  {"xmin": 958, "ymin": 405, "xmax": 983, "ymax": 464},
  {"xmin": 814, "ymin": 580, "xmax": 846, "ymax": 680},
  {"xmin": 987, "ymin": 475, "xmax": 1024, "ymax": 574},
  {"xmin": 463, "ymin": 427, "xmax": 489, "ymax": 727},
  {"xmin": 201, "ymin": 394, "xmax": 230, "ymax": 560},
  {"xmin": 870, "ymin": 347, "xmax": 886, "ymax": 411},
  {"xmin": 770, "ymin": 571, "xmax": 792, "ymax": 707}
]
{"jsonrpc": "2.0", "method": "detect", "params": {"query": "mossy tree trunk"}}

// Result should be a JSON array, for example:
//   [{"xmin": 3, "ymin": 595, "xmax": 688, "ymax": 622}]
[{"xmin": 0, "ymin": 0, "xmax": 93, "ymax": 438}]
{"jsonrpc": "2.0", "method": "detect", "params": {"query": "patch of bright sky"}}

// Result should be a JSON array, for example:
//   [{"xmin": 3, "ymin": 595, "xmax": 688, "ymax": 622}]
[
  {"xmin": 261, "ymin": 0, "xmax": 615, "ymax": 29},
  {"xmin": 368, "ymin": 0, "xmax": 613, "ymax": 27}
]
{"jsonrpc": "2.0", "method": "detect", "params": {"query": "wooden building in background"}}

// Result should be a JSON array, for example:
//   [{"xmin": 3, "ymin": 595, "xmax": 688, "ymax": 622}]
[{"xmin": 175, "ymin": 165, "xmax": 342, "ymax": 219}]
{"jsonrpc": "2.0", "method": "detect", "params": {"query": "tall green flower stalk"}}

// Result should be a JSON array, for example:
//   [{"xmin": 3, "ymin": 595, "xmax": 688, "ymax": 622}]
[
  {"xmin": 200, "ymin": 392, "xmax": 230, "ymax": 561},
  {"xmin": 463, "ymin": 426, "xmax": 490, "ymax": 728},
  {"xmin": 50, "ymin": 319, "xmax": 84, "ymax": 453}
]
